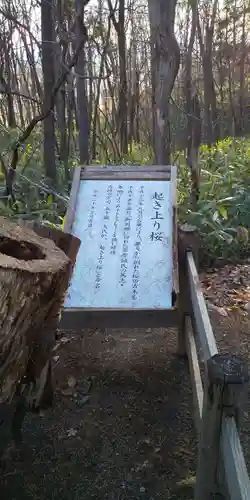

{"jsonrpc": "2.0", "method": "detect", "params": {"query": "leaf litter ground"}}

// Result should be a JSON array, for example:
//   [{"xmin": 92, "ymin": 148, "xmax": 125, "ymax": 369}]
[{"xmin": 1, "ymin": 262, "xmax": 250, "ymax": 500}]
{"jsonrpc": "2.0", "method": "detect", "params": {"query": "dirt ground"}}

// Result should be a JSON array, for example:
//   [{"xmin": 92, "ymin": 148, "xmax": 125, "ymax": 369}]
[{"xmin": 1, "ymin": 264, "xmax": 250, "ymax": 500}]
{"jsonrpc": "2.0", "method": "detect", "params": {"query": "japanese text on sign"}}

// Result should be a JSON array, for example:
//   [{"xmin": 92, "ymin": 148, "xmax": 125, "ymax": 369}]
[{"xmin": 65, "ymin": 179, "xmax": 173, "ymax": 309}]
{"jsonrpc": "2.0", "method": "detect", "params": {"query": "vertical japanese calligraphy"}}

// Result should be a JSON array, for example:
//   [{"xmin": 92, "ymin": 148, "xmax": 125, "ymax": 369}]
[
  {"xmin": 110, "ymin": 184, "xmax": 124, "ymax": 255},
  {"xmin": 87, "ymin": 188, "xmax": 98, "ymax": 230},
  {"xmin": 65, "ymin": 179, "xmax": 173, "ymax": 309},
  {"xmin": 150, "ymin": 191, "xmax": 165, "ymax": 242},
  {"xmin": 132, "ymin": 185, "xmax": 144, "ymax": 301},
  {"xmin": 95, "ymin": 244, "xmax": 105, "ymax": 290},
  {"xmin": 120, "ymin": 185, "xmax": 133, "ymax": 286},
  {"xmin": 101, "ymin": 184, "xmax": 112, "ymax": 241},
  {"xmin": 95, "ymin": 185, "xmax": 113, "ymax": 291}
]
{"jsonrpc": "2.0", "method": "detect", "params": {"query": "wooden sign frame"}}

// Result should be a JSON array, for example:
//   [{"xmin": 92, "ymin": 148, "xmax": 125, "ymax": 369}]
[{"xmin": 60, "ymin": 165, "xmax": 179, "ymax": 330}]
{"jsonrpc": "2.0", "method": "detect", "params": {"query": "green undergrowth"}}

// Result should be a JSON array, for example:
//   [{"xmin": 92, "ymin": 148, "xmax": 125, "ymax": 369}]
[
  {"xmin": 116, "ymin": 139, "xmax": 250, "ymax": 265},
  {"xmin": 179, "ymin": 137, "xmax": 250, "ymax": 266},
  {"xmin": 0, "ymin": 135, "xmax": 250, "ymax": 266}
]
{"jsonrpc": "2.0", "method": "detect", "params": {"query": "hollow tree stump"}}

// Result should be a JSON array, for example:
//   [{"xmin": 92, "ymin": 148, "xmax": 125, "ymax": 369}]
[{"xmin": 0, "ymin": 216, "xmax": 72, "ymax": 405}]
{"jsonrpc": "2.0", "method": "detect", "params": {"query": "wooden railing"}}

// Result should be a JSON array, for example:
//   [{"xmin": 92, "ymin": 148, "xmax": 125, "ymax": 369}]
[{"xmin": 185, "ymin": 250, "xmax": 250, "ymax": 499}]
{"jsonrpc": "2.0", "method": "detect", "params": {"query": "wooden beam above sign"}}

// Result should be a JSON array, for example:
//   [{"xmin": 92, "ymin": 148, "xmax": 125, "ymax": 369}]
[
  {"xmin": 80, "ymin": 165, "xmax": 172, "ymax": 181},
  {"xmin": 81, "ymin": 164, "xmax": 172, "ymax": 172}
]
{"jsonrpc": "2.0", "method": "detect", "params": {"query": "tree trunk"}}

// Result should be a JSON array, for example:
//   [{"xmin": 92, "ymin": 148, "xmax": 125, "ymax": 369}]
[
  {"xmin": 197, "ymin": 1, "xmax": 219, "ymax": 145},
  {"xmin": 183, "ymin": 3, "xmax": 201, "ymax": 209},
  {"xmin": 75, "ymin": 0, "xmax": 89, "ymax": 164},
  {"xmin": 135, "ymin": 70, "xmax": 140, "ymax": 143},
  {"xmin": 92, "ymin": 17, "xmax": 111, "ymax": 160},
  {"xmin": 107, "ymin": 0, "xmax": 128, "ymax": 156},
  {"xmin": 0, "ymin": 38, "xmax": 16, "ymax": 128},
  {"xmin": 117, "ymin": 0, "xmax": 128, "ymax": 155},
  {"xmin": 184, "ymin": 1, "xmax": 197, "ymax": 157},
  {"xmin": 148, "ymin": 0, "xmax": 180, "ymax": 165},
  {"xmin": 238, "ymin": 1, "xmax": 246, "ymax": 134},
  {"xmin": 56, "ymin": 0, "xmax": 69, "ymax": 181},
  {"xmin": 41, "ymin": 0, "xmax": 57, "ymax": 183}
]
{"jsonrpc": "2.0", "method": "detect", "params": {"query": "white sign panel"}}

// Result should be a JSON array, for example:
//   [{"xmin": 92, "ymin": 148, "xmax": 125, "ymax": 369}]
[{"xmin": 65, "ymin": 180, "xmax": 173, "ymax": 309}]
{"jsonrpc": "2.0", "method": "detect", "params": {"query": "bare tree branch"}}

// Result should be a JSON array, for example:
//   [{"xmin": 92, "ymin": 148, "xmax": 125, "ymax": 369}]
[
  {"xmin": 0, "ymin": 7, "xmax": 41, "ymax": 46},
  {"xmin": 5, "ymin": 28, "xmax": 88, "ymax": 199},
  {"xmin": 0, "ymin": 88, "xmax": 40, "ymax": 104}
]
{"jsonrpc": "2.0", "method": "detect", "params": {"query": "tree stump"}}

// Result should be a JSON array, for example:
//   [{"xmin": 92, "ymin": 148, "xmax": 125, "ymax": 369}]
[{"xmin": 0, "ymin": 216, "xmax": 72, "ymax": 405}]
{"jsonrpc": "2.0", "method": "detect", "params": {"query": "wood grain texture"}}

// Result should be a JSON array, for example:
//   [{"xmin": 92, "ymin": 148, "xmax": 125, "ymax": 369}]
[
  {"xmin": 185, "ymin": 316, "xmax": 203, "ymax": 432},
  {"xmin": 64, "ymin": 166, "xmax": 81, "ymax": 233},
  {"xmin": 195, "ymin": 353, "xmax": 249, "ymax": 500},
  {"xmin": 80, "ymin": 170, "xmax": 171, "ymax": 180},
  {"xmin": 60, "ymin": 305, "xmax": 178, "ymax": 330},
  {"xmin": 221, "ymin": 417, "xmax": 250, "ymax": 499},
  {"xmin": 18, "ymin": 220, "xmax": 81, "ymax": 270},
  {"xmin": 171, "ymin": 167, "xmax": 178, "ymax": 296},
  {"xmin": 195, "ymin": 358, "xmax": 227, "ymax": 499},
  {"xmin": 0, "ymin": 217, "xmax": 71, "ymax": 403},
  {"xmin": 187, "ymin": 251, "xmax": 218, "ymax": 361},
  {"xmin": 177, "ymin": 225, "xmax": 199, "ymax": 355},
  {"xmin": 81, "ymin": 164, "xmax": 173, "ymax": 173}
]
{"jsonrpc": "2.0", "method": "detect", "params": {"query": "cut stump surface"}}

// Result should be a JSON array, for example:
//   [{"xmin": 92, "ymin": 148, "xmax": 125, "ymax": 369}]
[{"xmin": 0, "ymin": 217, "xmax": 71, "ymax": 404}]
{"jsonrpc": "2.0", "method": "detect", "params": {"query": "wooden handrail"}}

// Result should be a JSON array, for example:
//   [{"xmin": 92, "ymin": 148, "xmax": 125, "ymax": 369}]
[
  {"xmin": 186, "ymin": 251, "xmax": 250, "ymax": 500},
  {"xmin": 222, "ymin": 418, "xmax": 250, "ymax": 500},
  {"xmin": 185, "ymin": 316, "xmax": 203, "ymax": 431},
  {"xmin": 187, "ymin": 251, "xmax": 218, "ymax": 361}
]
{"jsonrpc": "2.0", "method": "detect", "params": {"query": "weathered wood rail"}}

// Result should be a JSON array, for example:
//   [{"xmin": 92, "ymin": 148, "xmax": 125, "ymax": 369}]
[{"xmin": 182, "ymin": 249, "xmax": 250, "ymax": 499}]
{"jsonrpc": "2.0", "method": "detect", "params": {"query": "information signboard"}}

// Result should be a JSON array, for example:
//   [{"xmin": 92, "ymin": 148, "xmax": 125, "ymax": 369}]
[{"xmin": 65, "ymin": 179, "xmax": 173, "ymax": 309}]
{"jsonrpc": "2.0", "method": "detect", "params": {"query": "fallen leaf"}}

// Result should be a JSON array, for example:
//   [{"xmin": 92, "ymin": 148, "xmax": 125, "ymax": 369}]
[
  {"xmin": 66, "ymin": 428, "xmax": 78, "ymax": 437},
  {"xmin": 81, "ymin": 378, "xmax": 92, "ymax": 395},
  {"xmin": 176, "ymin": 475, "xmax": 196, "ymax": 488},
  {"xmin": 53, "ymin": 355, "xmax": 59, "ymax": 363},
  {"xmin": 206, "ymin": 300, "xmax": 228, "ymax": 316},
  {"xmin": 77, "ymin": 395, "xmax": 90, "ymax": 406},
  {"xmin": 67, "ymin": 376, "xmax": 76, "ymax": 388},
  {"xmin": 60, "ymin": 336, "xmax": 71, "ymax": 344}
]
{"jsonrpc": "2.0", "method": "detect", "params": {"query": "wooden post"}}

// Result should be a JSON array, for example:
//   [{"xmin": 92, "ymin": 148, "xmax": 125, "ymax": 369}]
[
  {"xmin": 177, "ymin": 223, "xmax": 199, "ymax": 355},
  {"xmin": 194, "ymin": 352, "xmax": 249, "ymax": 500}
]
